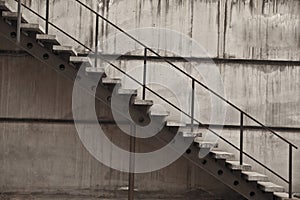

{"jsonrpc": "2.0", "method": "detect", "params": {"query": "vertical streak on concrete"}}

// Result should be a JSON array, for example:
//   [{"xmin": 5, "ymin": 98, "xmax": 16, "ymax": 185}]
[
  {"xmin": 223, "ymin": 0, "xmax": 228, "ymax": 58},
  {"xmin": 217, "ymin": 0, "xmax": 227, "ymax": 58},
  {"xmin": 190, "ymin": 0, "xmax": 193, "ymax": 38},
  {"xmin": 105, "ymin": 0, "xmax": 110, "ymax": 38},
  {"xmin": 217, "ymin": 0, "xmax": 220, "ymax": 58}
]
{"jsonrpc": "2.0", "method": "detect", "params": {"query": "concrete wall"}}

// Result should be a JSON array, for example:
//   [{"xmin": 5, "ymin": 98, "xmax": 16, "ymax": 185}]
[
  {"xmin": 7, "ymin": 0, "xmax": 300, "ymax": 60},
  {"xmin": 1, "ymin": 0, "xmax": 300, "ymax": 198},
  {"xmin": 0, "ymin": 54, "xmax": 243, "ymax": 199},
  {"xmin": 104, "ymin": 59, "xmax": 300, "ymax": 128},
  {"xmin": 0, "ymin": 53, "xmax": 299, "ymax": 197}
]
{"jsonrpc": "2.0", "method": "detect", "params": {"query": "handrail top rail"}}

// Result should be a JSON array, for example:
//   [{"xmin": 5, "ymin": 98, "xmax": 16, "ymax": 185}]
[{"xmin": 12, "ymin": 0, "xmax": 298, "ymax": 185}]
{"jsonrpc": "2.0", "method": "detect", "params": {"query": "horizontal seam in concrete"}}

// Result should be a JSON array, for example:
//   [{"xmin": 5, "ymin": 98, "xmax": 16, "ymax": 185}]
[
  {"xmin": 97, "ymin": 54, "xmax": 300, "ymax": 66},
  {"xmin": 0, "ymin": 117, "xmax": 299, "ymax": 132},
  {"xmin": 1, "ymin": 51, "xmax": 299, "ymax": 66}
]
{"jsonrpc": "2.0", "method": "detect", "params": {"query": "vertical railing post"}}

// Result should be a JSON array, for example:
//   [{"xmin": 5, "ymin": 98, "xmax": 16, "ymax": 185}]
[
  {"xmin": 142, "ymin": 48, "xmax": 147, "ymax": 100},
  {"xmin": 45, "ymin": 0, "xmax": 50, "ymax": 34},
  {"xmin": 17, "ymin": 0, "xmax": 22, "ymax": 43},
  {"xmin": 289, "ymin": 144, "xmax": 293, "ymax": 198},
  {"xmin": 94, "ymin": 15, "xmax": 99, "ymax": 68},
  {"xmin": 240, "ymin": 112, "xmax": 244, "ymax": 165},
  {"xmin": 191, "ymin": 79, "xmax": 195, "ymax": 132},
  {"xmin": 128, "ymin": 123, "xmax": 136, "ymax": 200}
]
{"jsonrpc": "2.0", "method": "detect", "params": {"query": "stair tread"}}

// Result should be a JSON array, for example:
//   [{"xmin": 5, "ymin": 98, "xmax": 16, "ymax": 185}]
[
  {"xmin": 242, "ymin": 171, "xmax": 268, "ymax": 181},
  {"xmin": 69, "ymin": 56, "xmax": 91, "ymax": 63},
  {"xmin": 150, "ymin": 110, "xmax": 169, "ymax": 117},
  {"xmin": 166, "ymin": 120, "xmax": 186, "ymax": 127},
  {"xmin": 133, "ymin": 99, "xmax": 153, "ymax": 106},
  {"xmin": 258, "ymin": 181, "xmax": 285, "ymax": 192},
  {"xmin": 117, "ymin": 88, "xmax": 137, "ymax": 95},
  {"xmin": 180, "ymin": 130, "xmax": 202, "ymax": 137},
  {"xmin": 2, "ymin": 11, "xmax": 27, "ymax": 22},
  {"xmin": 210, "ymin": 151, "xmax": 235, "ymax": 160},
  {"xmin": 36, "ymin": 34, "xmax": 60, "ymax": 45},
  {"xmin": 197, "ymin": 141, "xmax": 218, "ymax": 148},
  {"xmin": 85, "ymin": 67, "xmax": 104, "ymax": 73},
  {"xmin": 20, "ymin": 23, "xmax": 44, "ymax": 33},
  {"xmin": 102, "ymin": 77, "xmax": 121, "ymax": 85},
  {"xmin": 226, "ymin": 161, "xmax": 252, "ymax": 170},
  {"xmin": 274, "ymin": 192, "xmax": 289, "ymax": 198},
  {"xmin": 0, "ymin": 1, "xmax": 12, "ymax": 11},
  {"xmin": 53, "ymin": 45, "xmax": 77, "ymax": 56}
]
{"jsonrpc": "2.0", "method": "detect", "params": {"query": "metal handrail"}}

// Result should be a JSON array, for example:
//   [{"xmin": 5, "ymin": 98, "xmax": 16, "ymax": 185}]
[
  {"xmin": 14, "ymin": 0, "xmax": 297, "ymax": 197},
  {"xmin": 74, "ymin": 0, "xmax": 298, "ymax": 149}
]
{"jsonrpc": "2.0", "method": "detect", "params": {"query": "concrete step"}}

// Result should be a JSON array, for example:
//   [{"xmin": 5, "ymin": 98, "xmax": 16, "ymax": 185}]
[
  {"xmin": 274, "ymin": 192, "xmax": 289, "ymax": 200},
  {"xmin": 149, "ymin": 111, "xmax": 169, "ymax": 124},
  {"xmin": 273, "ymin": 192, "xmax": 300, "ymax": 200},
  {"xmin": 117, "ymin": 88, "xmax": 137, "ymax": 96},
  {"xmin": 197, "ymin": 142, "xmax": 218, "ymax": 149},
  {"xmin": 85, "ymin": 67, "xmax": 105, "ymax": 73},
  {"xmin": 69, "ymin": 56, "xmax": 92, "ymax": 68},
  {"xmin": 225, "ymin": 161, "xmax": 252, "ymax": 171},
  {"xmin": 242, "ymin": 171, "xmax": 268, "ymax": 181},
  {"xmin": 20, "ymin": 23, "xmax": 44, "ymax": 33},
  {"xmin": 258, "ymin": 182, "xmax": 285, "ymax": 193},
  {"xmin": 2, "ymin": 11, "xmax": 27, "ymax": 22},
  {"xmin": 36, "ymin": 34, "xmax": 60, "ymax": 45},
  {"xmin": 210, "ymin": 151, "xmax": 235, "ymax": 160},
  {"xmin": 133, "ymin": 99, "xmax": 153, "ymax": 106},
  {"xmin": 53, "ymin": 45, "xmax": 77, "ymax": 56},
  {"xmin": 166, "ymin": 121, "xmax": 186, "ymax": 127},
  {"xmin": 102, "ymin": 77, "xmax": 121, "ymax": 85},
  {"xmin": 150, "ymin": 110, "xmax": 169, "ymax": 118},
  {"xmin": 0, "ymin": 1, "xmax": 12, "ymax": 11},
  {"xmin": 180, "ymin": 130, "xmax": 202, "ymax": 137}
]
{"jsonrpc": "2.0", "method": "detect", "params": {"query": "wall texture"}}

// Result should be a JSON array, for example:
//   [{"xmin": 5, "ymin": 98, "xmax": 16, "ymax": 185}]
[
  {"xmin": 8, "ymin": 0, "xmax": 300, "ymax": 60},
  {"xmin": 1, "ymin": 0, "xmax": 300, "ymax": 198},
  {"xmin": 0, "ymin": 54, "xmax": 243, "ymax": 200}
]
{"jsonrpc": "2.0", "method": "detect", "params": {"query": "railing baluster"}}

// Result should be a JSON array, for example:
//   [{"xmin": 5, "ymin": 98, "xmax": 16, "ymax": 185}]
[
  {"xmin": 289, "ymin": 144, "xmax": 293, "ymax": 198},
  {"xmin": 94, "ymin": 15, "xmax": 99, "ymax": 68},
  {"xmin": 191, "ymin": 79, "xmax": 195, "ymax": 132},
  {"xmin": 16, "ymin": 1, "xmax": 298, "ymax": 192},
  {"xmin": 17, "ymin": 0, "xmax": 22, "ymax": 43},
  {"xmin": 128, "ymin": 122, "xmax": 136, "ymax": 200},
  {"xmin": 142, "ymin": 48, "xmax": 147, "ymax": 100},
  {"xmin": 45, "ymin": 0, "xmax": 49, "ymax": 34},
  {"xmin": 240, "ymin": 112, "xmax": 244, "ymax": 165}
]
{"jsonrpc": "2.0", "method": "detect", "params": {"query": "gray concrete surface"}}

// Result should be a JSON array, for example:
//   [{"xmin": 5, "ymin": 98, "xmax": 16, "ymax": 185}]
[
  {"xmin": 6, "ymin": 0, "xmax": 299, "ymax": 60},
  {"xmin": 1, "ymin": 0, "xmax": 299, "ymax": 199},
  {"xmin": 0, "ymin": 52, "xmax": 299, "ymax": 197}
]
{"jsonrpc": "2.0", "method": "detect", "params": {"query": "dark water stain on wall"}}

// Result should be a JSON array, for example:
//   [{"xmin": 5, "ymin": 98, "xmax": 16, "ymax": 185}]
[
  {"xmin": 189, "ymin": 0, "xmax": 194, "ymax": 38},
  {"xmin": 22, "ymin": 0, "xmax": 32, "ymax": 7},
  {"xmin": 157, "ymin": 0, "xmax": 161, "ymax": 16}
]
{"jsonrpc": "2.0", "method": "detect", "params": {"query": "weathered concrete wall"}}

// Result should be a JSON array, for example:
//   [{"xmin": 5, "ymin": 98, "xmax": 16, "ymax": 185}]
[
  {"xmin": 7, "ymin": 0, "xmax": 300, "ymax": 60},
  {"xmin": 1, "ymin": 55, "xmax": 299, "ymax": 127},
  {"xmin": 215, "ymin": 128, "xmax": 300, "ymax": 192},
  {"xmin": 104, "ymin": 59, "xmax": 300, "ymax": 128},
  {"xmin": 1, "ymin": 0, "xmax": 300, "ymax": 198},
  {"xmin": 0, "ymin": 52, "xmax": 299, "ymax": 195},
  {"xmin": 0, "ymin": 54, "xmax": 244, "ymax": 199}
]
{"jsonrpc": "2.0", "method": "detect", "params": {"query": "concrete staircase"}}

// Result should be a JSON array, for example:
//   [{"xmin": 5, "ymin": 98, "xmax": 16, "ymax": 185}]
[{"xmin": 0, "ymin": 1, "xmax": 298, "ymax": 200}]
